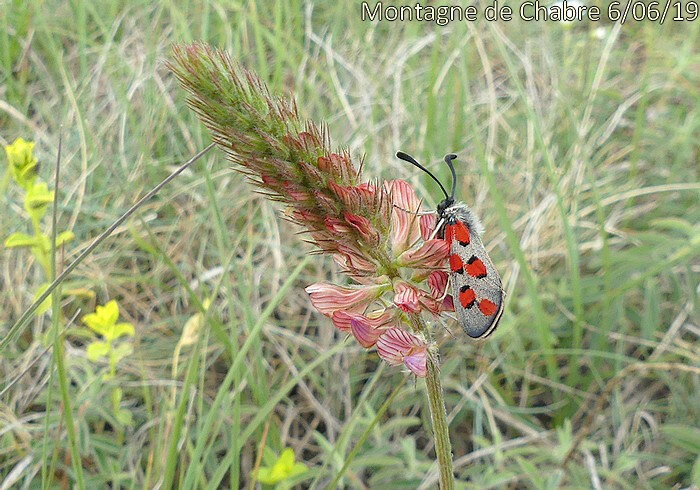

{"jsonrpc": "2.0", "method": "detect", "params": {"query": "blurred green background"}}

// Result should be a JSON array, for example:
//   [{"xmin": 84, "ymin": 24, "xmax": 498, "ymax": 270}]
[{"xmin": 1, "ymin": 1, "xmax": 698, "ymax": 488}]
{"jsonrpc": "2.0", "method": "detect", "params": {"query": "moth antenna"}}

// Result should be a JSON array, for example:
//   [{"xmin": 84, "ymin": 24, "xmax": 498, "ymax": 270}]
[
  {"xmin": 443, "ymin": 154, "xmax": 458, "ymax": 200},
  {"xmin": 396, "ymin": 151, "xmax": 449, "ymax": 200}
]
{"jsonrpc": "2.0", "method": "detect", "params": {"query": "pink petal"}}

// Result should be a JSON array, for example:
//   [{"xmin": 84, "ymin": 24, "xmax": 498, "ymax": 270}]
[
  {"xmin": 418, "ymin": 293, "xmax": 442, "ymax": 315},
  {"xmin": 419, "ymin": 273, "xmax": 454, "ymax": 314},
  {"xmin": 330, "ymin": 311, "xmax": 354, "ymax": 332},
  {"xmin": 335, "ymin": 244, "xmax": 378, "ymax": 275},
  {"xmin": 282, "ymin": 182, "xmax": 311, "ymax": 201},
  {"xmin": 328, "ymin": 182, "xmax": 377, "ymax": 211},
  {"xmin": 328, "ymin": 181, "xmax": 354, "ymax": 208},
  {"xmin": 312, "ymin": 190, "xmax": 338, "ymax": 213},
  {"xmin": 385, "ymin": 180, "xmax": 422, "ymax": 254},
  {"xmin": 393, "ymin": 281, "xmax": 421, "ymax": 313},
  {"xmin": 350, "ymin": 317, "xmax": 384, "ymax": 348},
  {"xmin": 305, "ymin": 283, "xmax": 384, "ymax": 317},
  {"xmin": 376, "ymin": 328, "xmax": 413, "ymax": 365},
  {"xmin": 386, "ymin": 180, "xmax": 421, "ymax": 213},
  {"xmin": 344, "ymin": 212, "xmax": 378, "ymax": 244},
  {"xmin": 427, "ymin": 271, "xmax": 448, "ymax": 299},
  {"xmin": 298, "ymin": 131, "xmax": 320, "ymax": 149},
  {"xmin": 397, "ymin": 239, "xmax": 449, "ymax": 268},
  {"xmin": 376, "ymin": 328, "xmax": 428, "ymax": 377},
  {"xmin": 332, "ymin": 309, "xmax": 395, "ymax": 333},
  {"xmin": 365, "ymin": 308, "xmax": 397, "ymax": 327},
  {"xmin": 420, "ymin": 214, "xmax": 437, "ymax": 240},
  {"xmin": 330, "ymin": 152, "xmax": 357, "ymax": 181},
  {"xmin": 427, "ymin": 271, "xmax": 454, "ymax": 312},
  {"xmin": 332, "ymin": 255, "xmax": 378, "ymax": 283},
  {"xmin": 290, "ymin": 209, "xmax": 318, "ymax": 225},
  {"xmin": 324, "ymin": 217, "xmax": 352, "ymax": 234},
  {"xmin": 316, "ymin": 155, "xmax": 334, "ymax": 174},
  {"xmin": 403, "ymin": 349, "xmax": 427, "ymax": 377},
  {"xmin": 442, "ymin": 295, "xmax": 455, "ymax": 312}
]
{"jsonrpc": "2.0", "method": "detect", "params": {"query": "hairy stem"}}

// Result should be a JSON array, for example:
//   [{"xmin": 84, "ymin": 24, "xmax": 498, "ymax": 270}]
[{"xmin": 425, "ymin": 351, "xmax": 454, "ymax": 489}]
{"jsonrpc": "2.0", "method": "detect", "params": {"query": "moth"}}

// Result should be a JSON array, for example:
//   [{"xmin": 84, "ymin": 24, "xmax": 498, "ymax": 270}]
[{"xmin": 396, "ymin": 151, "xmax": 504, "ymax": 338}]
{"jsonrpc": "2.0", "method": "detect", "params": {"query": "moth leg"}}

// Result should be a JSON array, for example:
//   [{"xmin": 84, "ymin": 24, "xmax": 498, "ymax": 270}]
[
  {"xmin": 437, "ymin": 272, "xmax": 451, "ymax": 302},
  {"xmin": 429, "ymin": 218, "xmax": 445, "ymax": 240},
  {"xmin": 435, "ymin": 316, "xmax": 454, "ymax": 337},
  {"xmin": 441, "ymin": 312, "xmax": 458, "ymax": 322},
  {"xmin": 392, "ymin": 204, "xmax": 436, "ymax": 216}
]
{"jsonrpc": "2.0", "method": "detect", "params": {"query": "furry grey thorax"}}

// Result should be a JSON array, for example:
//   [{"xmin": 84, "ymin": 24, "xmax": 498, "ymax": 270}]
[{"xmin": 437, "ymin": 200, "xmax": 485, "ymax": 237}]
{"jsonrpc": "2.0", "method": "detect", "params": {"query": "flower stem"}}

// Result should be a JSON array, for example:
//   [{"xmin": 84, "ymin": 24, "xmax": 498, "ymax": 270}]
[{"xmin": 425, "ymin": 351, "xmax": 455, "ymax": 489}]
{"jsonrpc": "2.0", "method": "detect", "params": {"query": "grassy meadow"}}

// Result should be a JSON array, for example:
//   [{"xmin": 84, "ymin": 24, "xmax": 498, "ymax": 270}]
[{"xmin": 1, "ymin": 1, "xmax": 699, "ymax": 488}]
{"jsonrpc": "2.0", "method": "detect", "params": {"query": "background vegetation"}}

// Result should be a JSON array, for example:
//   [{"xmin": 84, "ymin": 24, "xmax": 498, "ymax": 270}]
[{"xmin": 1, "ymin": 1, "xmax": 698, "ymax": 488}]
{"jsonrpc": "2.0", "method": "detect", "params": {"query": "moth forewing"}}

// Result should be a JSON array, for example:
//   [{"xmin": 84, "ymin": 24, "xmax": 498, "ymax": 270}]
[{"xmin": 442, "ymin": 202, "xmax": 504, "ymax": 338}]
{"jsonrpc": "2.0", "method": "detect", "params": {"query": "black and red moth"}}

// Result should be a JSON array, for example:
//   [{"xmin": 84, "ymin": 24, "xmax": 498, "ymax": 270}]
[{"xmin": 396, "ymin": 152, "xmax": 504, "ymax": 338}]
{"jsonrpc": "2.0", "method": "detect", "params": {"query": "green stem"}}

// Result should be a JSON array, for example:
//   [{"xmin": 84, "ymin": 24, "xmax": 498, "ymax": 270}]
[
  {"xmin": 50, "ymin": 135, "xmax": 85, "ymax": 489},
  {"xmin": 409, "ymin": 315, "xmax": 455, "ymax": 489},
  {"xmin": 425, "ymin": 352, "xmax": 454, "ymax": 490}
]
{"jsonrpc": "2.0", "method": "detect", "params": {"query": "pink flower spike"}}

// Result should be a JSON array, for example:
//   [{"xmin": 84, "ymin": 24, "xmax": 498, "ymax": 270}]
[
  {"xmin": 420, "ymin": 214, "xmax": 437, "ymax": 240},
  {"xmin": 350, "ymin": 317, "xmax": 383, "ymax": 348},
  {"xmin": 305, "ymin": 283, "xmax": 384, "ymax": 317},
  {"xmin": 393, "ymin": 281, "xmax": 421, "ymax": 313},
  {"xmin": 376, "ymin": 328, "xmax": 428, "ymax": 377},
  {"xmin": 397, "ymin": 239, "xmax": 450, "ymax": 268}
]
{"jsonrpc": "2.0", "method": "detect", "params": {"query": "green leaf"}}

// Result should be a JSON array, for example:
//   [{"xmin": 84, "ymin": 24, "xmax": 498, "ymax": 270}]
[
  {"xmin": 115, "ymin": 408, "xmax": 133, "ymax": 426},
  {"xmin": 287, "ymin": 462, "xmax": 308, "ymax": 480},
  {"xmin": 650, "ymin": 218, "xmax": 695, "ymax": 237},
  {"xmin": 4, "ymin": 232, "xmax": 39, "ymax": 249},
  {"xmin": 62, "ymin": 287, "xmax": 95, "ymax": 300},
  {"xmin": 33, "ymin": 283, "xmax": 52, "ymax": 316},
  {"xmin": 112, "ymin": 387, "xmax": 123, "ymax": 406},
  {"xmin": 110, "ymin": 343, "xmax": 133, "ymax": 363},
  {"xmin": 55, "ymin": 230, "xmax": 75, "ymax": 247},
  {"xmin": 35, "ymin": 233, "xmax": 51, "ymax": 254},
  {"xmin": 108, "ymin": 322, "xmax": 134, "ymax": 341},
  {"xmin": 515, "ymin": 456, "xmax": 544, "ymax": 487},
  {"xmin": 24, "ymin": 180, "xmax": 54, "ymax": 222},
  {"xmin": 256, "ymin": 467, "xmax": 273, "ymax": 484},
  {"xmin": 660, "ymin": 424, "xmax": 700, "ymax": 453},
  {"xmin": 86, "ymin": 341, "xmax": 110, "ymax": 361}
]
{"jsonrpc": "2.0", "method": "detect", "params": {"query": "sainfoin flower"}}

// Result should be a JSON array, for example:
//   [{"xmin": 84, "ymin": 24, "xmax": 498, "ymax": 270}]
[{"xmin": 169, "ymin": 43, "xmax": 451, "ymax": 377}]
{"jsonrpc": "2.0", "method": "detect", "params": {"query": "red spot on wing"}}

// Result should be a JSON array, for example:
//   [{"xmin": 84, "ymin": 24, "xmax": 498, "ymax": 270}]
[
  {"xmin": 444, "ymin": 224, "xmax": 455, "ymax": 246},
  {"xmin": 449, "ymin": 254, "xmax": 464, "ymax": 273},
  {"xmin": 478, "ymin": 299, "xmax": 498, "ymax": 316},
  {"xmin": 458, "ymin": 286, "xmax": 476, "ymax": 309},
  {"xmin": 465, "ymin": 256, "xmax": 487, "ymax": 278},
  {"xmin": 455, "ymin": 221, "xmax": 470, "ymax": 245}
]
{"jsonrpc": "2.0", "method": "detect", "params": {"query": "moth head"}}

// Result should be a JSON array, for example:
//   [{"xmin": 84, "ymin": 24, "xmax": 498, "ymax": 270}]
[{"xmin": 436, "ymin": 197, "xmax": 454, "ymax": 218}]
